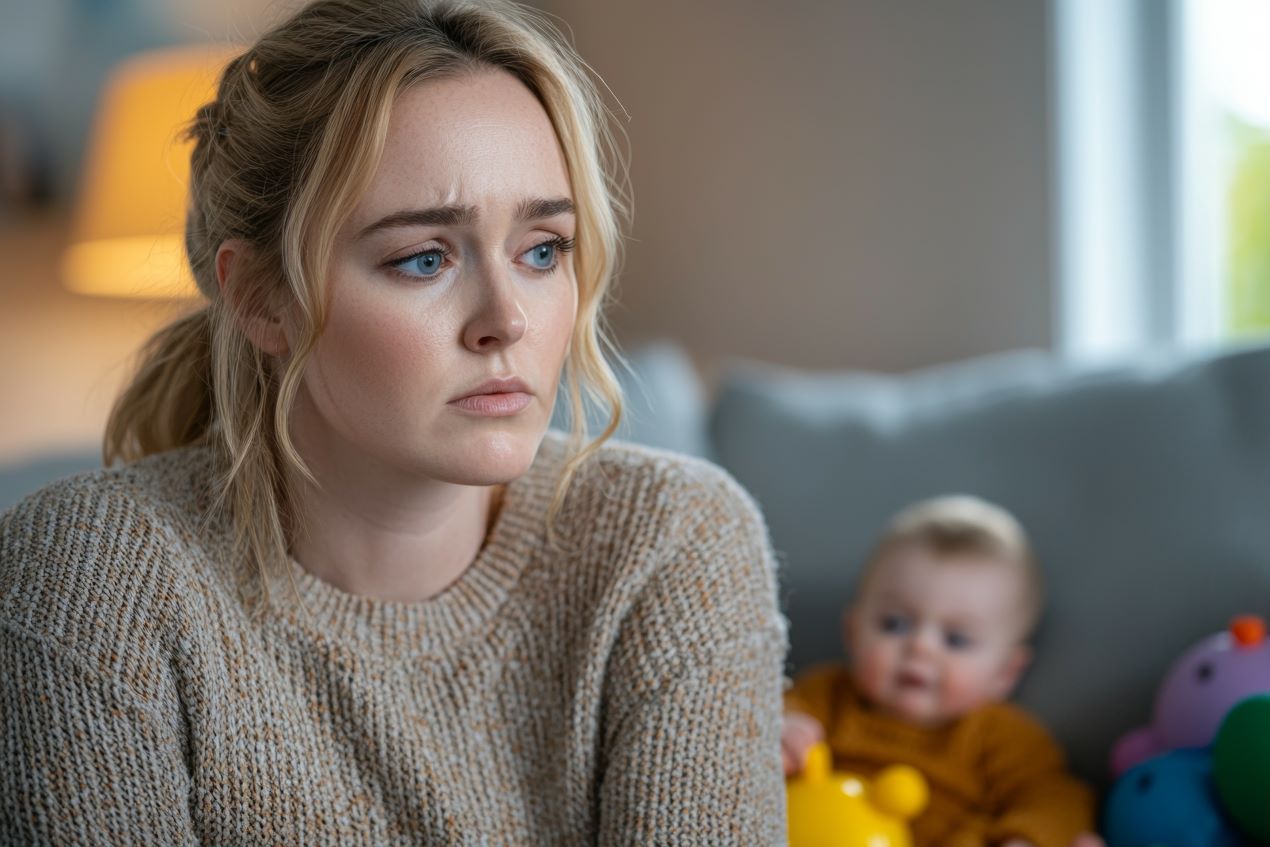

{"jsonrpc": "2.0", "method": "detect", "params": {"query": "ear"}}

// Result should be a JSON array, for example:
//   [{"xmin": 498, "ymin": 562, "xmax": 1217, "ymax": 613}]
[
  {"xmin": 216, "ymin": 239, "xmax": 291, "ymax": 358},
  {"xmin": 992, "ymin": 643, "xmax": 1033, "ymax": 701}
]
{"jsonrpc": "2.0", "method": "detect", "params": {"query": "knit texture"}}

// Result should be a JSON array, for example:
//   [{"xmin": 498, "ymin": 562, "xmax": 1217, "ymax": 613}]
[
  {"xmin": 784, "ymin": 664, "xmax": 1094, "ymax": 847},
  {"xmin": 0, "ymin": 431, "xmax": 789, "ymax": 845}
]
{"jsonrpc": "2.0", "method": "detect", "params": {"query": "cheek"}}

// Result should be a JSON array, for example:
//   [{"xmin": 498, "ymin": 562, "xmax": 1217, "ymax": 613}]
[
  {"xmin": 939, "ymin": 657, "xmax": 997, "ymax": 709},
  {"xmin": 522, "ymin": 276, "xmax": 578, "ymax": 398},
  {"xmin": 526, "ymin": 275, "xmax": 578, "ymax": 351},
  {"xmin": 853, "ymin": 635, "xmax": 897, "ymax": 692},
  {"xmin": 307, "ymin": 280, "xmax": 450, "ymax": 427}
]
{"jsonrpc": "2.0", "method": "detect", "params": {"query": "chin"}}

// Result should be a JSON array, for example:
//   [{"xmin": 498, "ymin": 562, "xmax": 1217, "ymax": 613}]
[
  {"xmin": 435, "ymin": 425, "xmax": 546, "ymax": 485},
  {"xmin": 883, "ymin": 693, "xmax": 944, "ymax": 727}
]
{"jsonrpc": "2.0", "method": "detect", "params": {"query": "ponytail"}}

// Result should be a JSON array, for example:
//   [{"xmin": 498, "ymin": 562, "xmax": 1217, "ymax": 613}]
[{"xmin": 103, "ymin": 306, "xmax": 215, "ymax": 466}]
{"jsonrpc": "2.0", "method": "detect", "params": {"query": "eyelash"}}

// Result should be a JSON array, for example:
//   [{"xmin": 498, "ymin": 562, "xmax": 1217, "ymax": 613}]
[
  {"xmin": 387, "ymin": 236, "xmax": 576, "ymax": 281},
  {"xmin": 527, "ymin": 236, "xmax": 576, "ymax": 276}
]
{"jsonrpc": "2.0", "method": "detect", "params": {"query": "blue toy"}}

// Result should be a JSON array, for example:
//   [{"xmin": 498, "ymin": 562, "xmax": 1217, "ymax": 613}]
[{"xmin": 1102, "ymin": 749, "xmax": 1247, "ymax": 847}]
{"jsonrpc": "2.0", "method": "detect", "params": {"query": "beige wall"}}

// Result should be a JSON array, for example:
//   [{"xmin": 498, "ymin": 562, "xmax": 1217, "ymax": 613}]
[
  {"xmin": 542, "ymin": 0, "xmax": 1054, "ymax": 373},
  {"xmin": 0, "ymin": 212, "xmax": 191, "ymax": 463},
  {"xmin": 0, "ymin": 0, "xmax": 1054, "ymax": 462}
]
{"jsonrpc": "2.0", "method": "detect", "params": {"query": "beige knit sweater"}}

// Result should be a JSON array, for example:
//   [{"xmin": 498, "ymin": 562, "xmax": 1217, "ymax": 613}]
[{"xmin": 0, "ymin": 431, "xmax": 789, "ymax": 845}]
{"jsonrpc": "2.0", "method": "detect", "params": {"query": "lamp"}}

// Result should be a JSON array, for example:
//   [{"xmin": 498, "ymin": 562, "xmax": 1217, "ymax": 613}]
[{"xmin": 61, "ymin": 44, "xmax": 239, "ymax": 299}]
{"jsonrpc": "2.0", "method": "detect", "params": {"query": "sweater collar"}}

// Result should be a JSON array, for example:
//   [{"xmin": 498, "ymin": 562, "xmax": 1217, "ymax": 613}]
[{"xmin": 268, "ymin": 430, "xmax": 569, "ymax": 661}]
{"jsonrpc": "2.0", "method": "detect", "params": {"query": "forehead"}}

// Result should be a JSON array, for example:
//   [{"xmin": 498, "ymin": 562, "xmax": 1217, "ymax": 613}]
[
  {"xmin": 863, "ymin": 545, "xmax": 1026, "ymax": 619},
  {"xmin": 349, "ymin": 68, "xmax": 573, "ymax": 229}
]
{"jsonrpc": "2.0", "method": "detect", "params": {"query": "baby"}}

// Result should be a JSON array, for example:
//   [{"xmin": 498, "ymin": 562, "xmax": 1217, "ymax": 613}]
[{"xmin": 782, "ymin": 495, "xmax": 1102, "ymax": 847}]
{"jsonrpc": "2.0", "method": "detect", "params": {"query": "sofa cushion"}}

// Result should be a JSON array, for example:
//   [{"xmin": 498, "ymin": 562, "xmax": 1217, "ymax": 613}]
[
  {"xmin": 552, "ymin": 340, "xmax": 710, "ymax": 458},
  {"xmin": 710, "ymin": 344, "xmax": 1270, "ymax": 783},
  {"xmin": 0, "ymin": 450, "xmax": 102, "ymax": 513}
]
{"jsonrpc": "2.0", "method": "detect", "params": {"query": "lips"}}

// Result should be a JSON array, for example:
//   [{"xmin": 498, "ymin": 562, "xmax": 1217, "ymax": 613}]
[
  {"xmin": 451, "ymin": 376, "xmax": 531, "ymax": 401},
  {"xmin": 896, "ymin": 670, "xmax": 929, "ymax": 689},
  {"xmin": 448, "ymin": 376, "xmax": 533, "ymax": 417}
]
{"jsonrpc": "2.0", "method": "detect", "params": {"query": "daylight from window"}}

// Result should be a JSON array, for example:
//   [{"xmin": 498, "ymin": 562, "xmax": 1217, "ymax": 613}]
[{"xmin": 1185, "ymin": 0, "xmax": 1270, "ymax": 340}]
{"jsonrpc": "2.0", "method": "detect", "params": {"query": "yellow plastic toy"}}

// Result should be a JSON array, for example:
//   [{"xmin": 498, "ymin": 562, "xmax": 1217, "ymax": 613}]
[{"xmin": 786, "ymin": 743, "xmax": 929, "ymax": 847}]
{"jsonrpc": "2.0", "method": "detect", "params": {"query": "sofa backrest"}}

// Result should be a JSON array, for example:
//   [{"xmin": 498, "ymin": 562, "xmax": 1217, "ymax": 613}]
[{"xmin": 710, "ymin": 343, "xmax": 1270, "ymax": 783}]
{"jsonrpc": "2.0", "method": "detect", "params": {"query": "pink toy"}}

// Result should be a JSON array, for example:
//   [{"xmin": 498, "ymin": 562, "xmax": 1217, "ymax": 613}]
[{"xmin": 1111, "ymin": 615, "xmax": 1270, "ymax": 777}]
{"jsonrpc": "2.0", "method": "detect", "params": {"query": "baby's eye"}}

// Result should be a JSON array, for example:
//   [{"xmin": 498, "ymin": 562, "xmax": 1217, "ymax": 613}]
[
  {"xmin": 879, "ymin": 614, "xmax": 911, "ymax": 635},
  {"xmin": 391, "ymin": 248, "xmax": 448, "ymax": 278},
  {"xmin": 944, "ymin": 631, "xmax": 974, "ymax": 650}
]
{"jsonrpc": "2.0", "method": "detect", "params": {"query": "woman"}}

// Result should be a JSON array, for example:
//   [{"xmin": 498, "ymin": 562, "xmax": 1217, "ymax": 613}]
[{"xmin": 0, "ymin": 0, "xmax": 788, "ymax": 843}]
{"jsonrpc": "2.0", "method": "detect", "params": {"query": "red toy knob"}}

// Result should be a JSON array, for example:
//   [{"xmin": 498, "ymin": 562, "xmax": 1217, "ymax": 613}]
[{"xmin": 1230, "ymin": 615, "xmax": 1266, "ymax": 648}]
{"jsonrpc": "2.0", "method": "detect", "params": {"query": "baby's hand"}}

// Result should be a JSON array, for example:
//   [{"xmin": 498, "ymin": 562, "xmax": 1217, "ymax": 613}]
[
  {"xmin": 999, "ymin": 834, "xmax": 1104, "ymax": 847},
  {"xmin": 781, "ymin": 710, "xmax": 825, "ymax": 777}
]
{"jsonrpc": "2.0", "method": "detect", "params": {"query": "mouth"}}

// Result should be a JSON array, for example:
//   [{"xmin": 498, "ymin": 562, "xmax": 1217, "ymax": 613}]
[
  {"xmin": 448, "ymin": 376, "xmax": 533, "ymax": 417},
  {"xmin": 895, "ymin": 670, "xmax": 930, "ymax": 690}
]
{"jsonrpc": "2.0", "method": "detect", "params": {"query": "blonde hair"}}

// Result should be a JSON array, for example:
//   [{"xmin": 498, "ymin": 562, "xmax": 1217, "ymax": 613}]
[
  {"xmin": 104, "ymin": 0, "xmax": 629, "ymax": 609},
  {"xmin": 858, "ymin": 495, "xmax": 1044, "ymax": 634}
]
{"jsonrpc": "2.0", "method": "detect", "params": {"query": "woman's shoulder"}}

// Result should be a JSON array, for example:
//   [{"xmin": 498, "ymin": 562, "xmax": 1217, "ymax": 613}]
[
  {"xmin": 539, "ymin": 429, "xmax": 765, "ymax": 538},
  {"xmin": 1, "ymin": 442, "xmax": 218, "ymax": 545},
  {"xmin": 537, "ymin": 432, "xmax": 787, "ymax": 680},
  {"xmin": 0, "ymin": 444, "xmax": 219, "ymax": 659},
  {"xmin": 536, "ymin": 430, "xmax": 784, "ymax": 632}
]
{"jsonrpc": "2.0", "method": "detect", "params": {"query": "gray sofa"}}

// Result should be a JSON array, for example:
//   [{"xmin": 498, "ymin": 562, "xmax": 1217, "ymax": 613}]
[
  {"xmin": 580, "ymin": 340, "xmax": 1270, "ymax": 787},
  {"xmin": 6, "ymin": 340, "xmax": 1270, "ymax": 789}
]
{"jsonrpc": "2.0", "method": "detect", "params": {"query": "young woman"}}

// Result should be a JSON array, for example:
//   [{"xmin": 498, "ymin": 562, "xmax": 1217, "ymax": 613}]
[{"xmin": 0, "ymin": 0, "xmax": 788, "ymax": 843}]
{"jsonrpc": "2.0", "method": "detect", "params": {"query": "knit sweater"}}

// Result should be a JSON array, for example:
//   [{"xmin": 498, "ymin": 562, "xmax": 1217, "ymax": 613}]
[
  {"xmin": 784, "ymin": 664, "xmax": 1094, "ymax": 847},
  {"xmin": 0, "ymin": 431, "xmax": 789, "ymax": 845}
]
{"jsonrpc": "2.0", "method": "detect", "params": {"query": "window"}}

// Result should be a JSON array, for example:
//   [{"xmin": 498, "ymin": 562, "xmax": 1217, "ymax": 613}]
[
  {"xmin": 1183, "ymin": 0, "xmax": 1270, "ymax": 339},
  {"xmin": 1054, "ymin": 0, "xmax": 1270, "ymax": 358}
]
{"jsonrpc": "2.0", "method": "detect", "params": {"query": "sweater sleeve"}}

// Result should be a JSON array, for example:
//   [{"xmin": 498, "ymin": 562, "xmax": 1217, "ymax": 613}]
[
  {"xmin": 1, "ymin": 476, "xmax": 198, "ymax": 846},
  {"xmin": 0, "ymin": 624, "xmax": 196, "ymax": 846},
  {"xmin": 596, "ymin": 464, "xmax": 789, "ymax": 846},
  {"xmin": 977, "ymin": 705, "xmax": 1096, "ymax": 847}
]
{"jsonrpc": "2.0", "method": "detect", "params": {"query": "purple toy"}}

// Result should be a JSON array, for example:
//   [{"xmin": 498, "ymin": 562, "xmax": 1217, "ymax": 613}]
[{"xmin": 1111, "ymin": 616, "xmax": 1270, "ymax": 777}]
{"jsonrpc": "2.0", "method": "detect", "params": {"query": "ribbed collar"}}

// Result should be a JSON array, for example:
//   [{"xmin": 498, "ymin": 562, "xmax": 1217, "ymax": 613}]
[{"xmin": 268, "ymin": 431, "xmax": 569, "ymax": 662}]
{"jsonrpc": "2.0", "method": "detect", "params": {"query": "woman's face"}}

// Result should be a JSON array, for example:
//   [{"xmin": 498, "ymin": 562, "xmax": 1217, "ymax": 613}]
[{"xmin": 289, "ymin": 69, "xmax": 579, "ymax": 485}]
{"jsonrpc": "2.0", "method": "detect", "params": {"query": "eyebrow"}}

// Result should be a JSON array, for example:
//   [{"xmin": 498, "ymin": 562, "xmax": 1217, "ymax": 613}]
[
  {"xmin": 515, "ymin": 196, "xmax": 575, "ymax": 221},
  {"xmin": 357, "ymin": 196, "xmax": 575, "ymax": 239}
]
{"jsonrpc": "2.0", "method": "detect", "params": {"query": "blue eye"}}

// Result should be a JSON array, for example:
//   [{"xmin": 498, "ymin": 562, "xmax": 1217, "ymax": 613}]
[
  {"xmin": 944, "ymin": 631, "xmax": 974, "ymax": 650},
  {"xmin": 392, "ymin": 248, "xmax": 448, "ymax": 278},
  {"xmin": 879, "ymin": 614, "xmax": 910, "ymax": 635},
  {"xmin": 524, "ymin": 241, "xmax": 557, "ymax": 270},
  {"xmin": 522, "ymin": 236, "xmax": 575, "ymax": 272}
]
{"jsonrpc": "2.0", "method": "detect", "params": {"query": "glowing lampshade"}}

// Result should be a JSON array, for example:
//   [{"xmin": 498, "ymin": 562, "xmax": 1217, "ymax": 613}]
[{"xmin": 62, "ymin": 44, "xmax": 239, "ymax": 299}]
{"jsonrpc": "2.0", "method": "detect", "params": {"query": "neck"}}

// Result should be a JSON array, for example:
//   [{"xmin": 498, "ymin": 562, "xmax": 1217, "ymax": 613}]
[{"xmin": 284, "ymin": 400, "xmax": 505, "ymax": 604}]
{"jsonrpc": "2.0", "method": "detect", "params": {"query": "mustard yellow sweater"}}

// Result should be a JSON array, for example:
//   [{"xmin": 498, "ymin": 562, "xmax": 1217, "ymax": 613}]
[
  {"xmin": 0, "ymin": 432, "xmax": 788, "ymax": 845},
  {"xmin": 785, "ymin": 664, "xmax": 1094, "ymax": 847}
]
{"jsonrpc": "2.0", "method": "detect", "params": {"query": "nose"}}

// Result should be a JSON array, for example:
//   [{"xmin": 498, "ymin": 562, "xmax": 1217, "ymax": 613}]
[
  {"xmin": 461, "ymin": 259, "xmax": 528, "ymax": 352},
  {"xmin": 904, "ymin": 624, "xmax": 941, "ymax": 659}
]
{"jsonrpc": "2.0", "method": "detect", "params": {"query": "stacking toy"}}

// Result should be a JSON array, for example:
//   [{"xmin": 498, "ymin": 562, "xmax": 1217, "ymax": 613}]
[
  {"xmin": 1102, "ymin": 749, "xmax": 1246, "ymax": 847},
  {"xmin": 1111, "ymin": 615, "xmax": 1270, "ymax": 776},
  {"xmin": 786, "ymin": 743, "xmax": 928, "ymax": 847},
  {"xmin": 1213, "ymin": 693, "xmax": 1270, "ymax": 843}
]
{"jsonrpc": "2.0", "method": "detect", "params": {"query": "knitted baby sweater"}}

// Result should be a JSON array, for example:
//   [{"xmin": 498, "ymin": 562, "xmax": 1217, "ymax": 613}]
[
  {"xmin": 0, "ymin": 431, "xmax": 788, "ymax": 845},
  {"xmin": 784, "ymin": 664, "xmax": 1094, "ymax": 847}
]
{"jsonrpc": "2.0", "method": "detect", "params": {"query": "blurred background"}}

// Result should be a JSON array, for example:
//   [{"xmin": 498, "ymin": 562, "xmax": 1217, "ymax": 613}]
[
  {"xmin": 1, "ymin": 0, "xmax": 1268, "ymax": 464},
  {"xmin": 5, "ymin": 0, "xmax": 1269, "ymax": 785}
]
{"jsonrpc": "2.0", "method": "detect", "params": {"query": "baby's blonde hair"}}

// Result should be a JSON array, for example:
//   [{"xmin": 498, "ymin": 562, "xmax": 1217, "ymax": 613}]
[
  {"xmin": 103, "ymin": 0, "xmax": 630, "ymax": 612},
  {"xmin": 857, "ymin": 495, "xmax": 1044, "ymax": 636}
]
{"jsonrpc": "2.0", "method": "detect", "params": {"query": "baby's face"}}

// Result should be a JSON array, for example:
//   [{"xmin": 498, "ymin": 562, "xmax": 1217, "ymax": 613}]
[{"xmin": 845, "ymin": 544, "xmax": 1031, "ymax": 728}]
